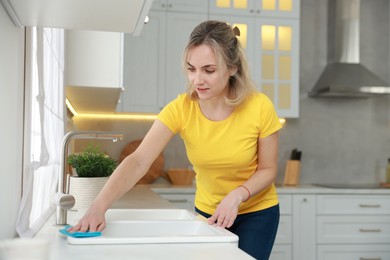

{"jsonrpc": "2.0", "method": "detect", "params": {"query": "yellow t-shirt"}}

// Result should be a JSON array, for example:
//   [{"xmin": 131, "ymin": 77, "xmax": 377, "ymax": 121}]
[{"xmin": 157, "ymin": 92, "xmax": 282, "ymax": 215}]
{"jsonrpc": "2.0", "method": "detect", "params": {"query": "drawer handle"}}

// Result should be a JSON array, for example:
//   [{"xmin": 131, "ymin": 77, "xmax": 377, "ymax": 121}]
[
  {"xmin": 360, "ymin": 258, "xmax": 382, "ymax": 260},
  {"xmin": 359, "ymin": 204, "xmax": 381, "ymax": 208},
  {"xmin": 168, "ymin": 199, "xmax": 188, "ymax": 203},
  {"xmin": 359, "ymin": 228, "xmax": 382, "ymax": 233}
]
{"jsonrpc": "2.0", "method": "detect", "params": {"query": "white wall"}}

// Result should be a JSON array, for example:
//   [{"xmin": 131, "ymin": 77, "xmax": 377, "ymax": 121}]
[{"xmin": 0, "ymin": 5, "xmax": 25, "ymax": 238}]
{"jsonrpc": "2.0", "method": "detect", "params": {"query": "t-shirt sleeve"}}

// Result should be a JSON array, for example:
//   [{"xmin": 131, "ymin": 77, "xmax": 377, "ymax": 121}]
[
  {"xmin": 259, "ymin": 94, "xmax": 283, "ymax": 138},
  {"xmin": 157, "ymin": 95, "xmax": 183, "ymax": 134}
]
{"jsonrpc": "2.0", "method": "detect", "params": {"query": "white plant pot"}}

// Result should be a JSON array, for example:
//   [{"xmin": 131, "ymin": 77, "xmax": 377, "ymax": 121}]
[{"xmin": 69, "ymin": 176, "xmax": 109, "ymax": 211}]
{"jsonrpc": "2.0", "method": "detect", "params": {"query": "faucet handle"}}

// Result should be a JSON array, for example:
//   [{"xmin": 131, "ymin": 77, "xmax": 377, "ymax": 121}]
[{"xmin": 55, "ymin": 193, "xmax": 75, "ymax": 210}]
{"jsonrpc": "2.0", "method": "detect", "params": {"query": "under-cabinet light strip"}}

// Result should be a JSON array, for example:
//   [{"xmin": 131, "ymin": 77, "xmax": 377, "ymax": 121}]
[
  {"xmin": 65, "ymin": 98, "xmax": 157, "ymax": 120},
  {"xmin": 66, "ymin": 98, "xmax": 286, "ymax": 123}
]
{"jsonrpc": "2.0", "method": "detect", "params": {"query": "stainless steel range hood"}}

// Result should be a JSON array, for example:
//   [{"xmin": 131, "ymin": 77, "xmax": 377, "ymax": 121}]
[{"xmin": 309, "ymin": 0, "xmax": 390, "ymax": 97}]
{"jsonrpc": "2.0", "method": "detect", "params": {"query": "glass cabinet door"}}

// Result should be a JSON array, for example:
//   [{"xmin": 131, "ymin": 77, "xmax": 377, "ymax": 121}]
[
  {"xmin": 255, "ymin": 18, "xmax": 299, "ymax": 117},
  {"xmin": 209, "ymin": 0, "xmax": 300, "ymax": 18},
  {"xmin": 209, "ymin": 15, "xmax": 299, "ymax": 117}
]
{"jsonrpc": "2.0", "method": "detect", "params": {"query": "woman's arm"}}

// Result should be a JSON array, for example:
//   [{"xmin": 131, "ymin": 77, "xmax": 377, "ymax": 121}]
[
  {"xmin": 240, "ymin": 131, "xmax": 279, "ymax": 197},
  {"xmin": 69, "ymin": 120, "xmax": 174, "ymax": 232},
  {"xmin": 208, "ymin": 131, "xmax": 279, "ymax": 228}
]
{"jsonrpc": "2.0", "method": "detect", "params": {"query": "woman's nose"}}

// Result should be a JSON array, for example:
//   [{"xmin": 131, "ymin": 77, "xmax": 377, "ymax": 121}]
[{"xmin": 192, "ymin": 72, "xmax": 204, "ymax": 85}]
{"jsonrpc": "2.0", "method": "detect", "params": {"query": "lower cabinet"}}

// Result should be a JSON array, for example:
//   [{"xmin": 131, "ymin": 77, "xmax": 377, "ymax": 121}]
[
  {"xmin": 157, "ymin": 193, "xmax": 195, "ymax": 212},
  {"xmin": 316, "ymin": 195, "xmax": 390, "ymax": 260},
  {"xmin": 317, "ymin": 244, "xmax": 390, "ymax": 260},
  {"xmin": 271, "ymin": 195, "xmax": 293, "ymax": 260},
  {"xmin": 151, "ymin": 187, "xmax": 196, "ymax": 212},
  {"xmin": 152, "ymin": 187, "xmax": 390, "ymax": 260},
  {"xmin": 270, "ymin": 245, "xmax": 292, "ymax": 260}
]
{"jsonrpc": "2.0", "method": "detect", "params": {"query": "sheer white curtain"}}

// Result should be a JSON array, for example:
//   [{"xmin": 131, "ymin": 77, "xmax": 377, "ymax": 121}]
[{"xmin": 16, "ymin": 27, "xmax": 65, "ymax": 237}]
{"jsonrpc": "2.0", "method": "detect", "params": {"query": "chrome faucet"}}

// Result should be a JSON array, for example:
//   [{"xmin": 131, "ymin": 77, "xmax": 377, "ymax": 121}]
[{"xmin": 55, "ymin": 131, "xmax": 124, "ymax": 225}]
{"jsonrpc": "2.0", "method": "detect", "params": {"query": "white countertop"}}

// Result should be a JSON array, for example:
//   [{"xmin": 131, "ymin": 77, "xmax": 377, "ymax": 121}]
[
  {"xmin": 150, "ymin": 183, "xmax": 390, "ymax": 195},
  {"xmin": 35, "ymin": 185, "xmax": 254, "ymax": 260}
]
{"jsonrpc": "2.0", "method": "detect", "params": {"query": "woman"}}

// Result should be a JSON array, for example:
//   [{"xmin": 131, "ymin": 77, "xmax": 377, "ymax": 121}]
[{"xmin": 70, "ymin": 20, "xmax": 282, "ymax": 259}]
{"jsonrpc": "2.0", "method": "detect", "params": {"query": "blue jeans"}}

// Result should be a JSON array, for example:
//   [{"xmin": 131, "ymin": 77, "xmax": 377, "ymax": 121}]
[{"xmin": 196, "ymin": 204, "xmax": 280, "ymax": 260}]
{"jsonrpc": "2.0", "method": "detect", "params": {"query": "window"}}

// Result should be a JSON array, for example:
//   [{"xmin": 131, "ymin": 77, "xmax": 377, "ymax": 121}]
[{"xmin": 16, "ymin": 27, "xmax": 65, "ymax": 237}]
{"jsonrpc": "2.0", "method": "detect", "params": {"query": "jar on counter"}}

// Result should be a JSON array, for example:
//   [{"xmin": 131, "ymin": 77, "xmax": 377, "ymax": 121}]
[{"xmin": 387, "ymin": 158, "xmax": 390, "ymax": 184}]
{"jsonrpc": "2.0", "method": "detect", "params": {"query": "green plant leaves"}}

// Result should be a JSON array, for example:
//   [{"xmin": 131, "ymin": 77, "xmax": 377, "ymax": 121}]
[{"xmin": 68, "ymin": 144, "xmax": 117, "ymax": 178}]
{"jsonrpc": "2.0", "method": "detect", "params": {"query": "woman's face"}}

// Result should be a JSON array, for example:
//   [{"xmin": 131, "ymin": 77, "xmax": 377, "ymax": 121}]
[{"xmin": 186, "ymin": 44, "xmax": 234, "ymax": 101}]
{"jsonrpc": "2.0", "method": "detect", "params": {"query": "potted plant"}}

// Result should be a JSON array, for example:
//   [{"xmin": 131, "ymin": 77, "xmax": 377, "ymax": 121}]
[{"xmin": 68, "ymin": 144, "xmax": 117, "ymax": 210}]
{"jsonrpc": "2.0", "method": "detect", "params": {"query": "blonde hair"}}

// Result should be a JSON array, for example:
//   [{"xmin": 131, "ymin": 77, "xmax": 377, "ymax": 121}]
[{"xmin": 182, "ymin": 20, "xmax": 256, "ymax": 106}]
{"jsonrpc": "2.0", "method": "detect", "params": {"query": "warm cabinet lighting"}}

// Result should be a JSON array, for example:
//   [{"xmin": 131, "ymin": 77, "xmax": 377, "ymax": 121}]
[
  {"xmin": 216, "ymin": 0, "xmax": 230, "ymax": 8},
  {"xmin": 279, "ymin": 0, "xmax": 293, "ymax": 11},
  {"xmin": 278, "ymin": 26, "xmax": 292, "ymax": 51},
  {"xmin": 262, "ymin": 55, "xmax": 275, "ymax": 80},
  {"xmin": 233, "ymin": 23, "xmax": 248, "ymax": 48},
  {"xmin": 279, "ymin": 118, "xmax": 286, "ymax": 126},
  {"xmin": 76, "ymin": 113, "xmax": 157, "ymax": 120},
  {"xmin": 278, "ymin": 84, "xmax": 291, "ymax": 109},
  {"xmin": 279, "ymin": 56, "xmax": 291, "ymax": 80},
  {"xmin": 262, "ymin": 25, "xmax": 276, "ymax": 50},
  {"xmin": 261, "ymin": 24, "xmax": 294, "ymax": 110},
  {"xmin": 216, "ymin": 0, "xmax": 247, "ymax": 9},
  {"xmin": 262, "ymin": 0, "xmax": 276, "ymax": 10},
  {"xmin": 66, "ymin": 98, "xmax": 157, "ymax": 120},
  {"xmin": 234, "ymin": 0, "xmax": 247, "ymax": 9},
  {"xmin": 263, "ymin": 0, "xmax": 293, "ymax": 11}
]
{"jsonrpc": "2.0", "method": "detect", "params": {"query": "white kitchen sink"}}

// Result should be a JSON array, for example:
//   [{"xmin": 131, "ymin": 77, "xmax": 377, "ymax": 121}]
[
  {"xmin": 68, "ymin": 209, "xmax": 238, "ymax": 245},
  {"xmin": 75, "ymin": 208, "xmax": 198, "ymax": 222}
]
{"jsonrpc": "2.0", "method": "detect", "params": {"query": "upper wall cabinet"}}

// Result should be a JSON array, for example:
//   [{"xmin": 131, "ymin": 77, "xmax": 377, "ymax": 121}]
[
  {"xmin": 151, "ymin": 0, "xmax": 208, "ymax": 13},
  {"xmin": 209, "ymin": 0, "xmax": 300, "ymax": 18},
  {"xmin": 0, "ymin": 0, "xmax": 153, "ymax": 34},
  {"xmin": 120, "ymin": 3, "xmax": 207, "ymax": 113},
  {"xmin": 210, "ymin": 0, "xmax": 300, "ymax": 118},
  {"xmin": 65, "ymin": 30, "xmax": 123, "ymax": 114}
]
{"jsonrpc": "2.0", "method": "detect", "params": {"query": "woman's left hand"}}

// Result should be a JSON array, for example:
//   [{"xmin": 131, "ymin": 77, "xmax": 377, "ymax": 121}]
[{"xmin": 207, "ymin": 188, "xmax": 245, "ymax": 228}]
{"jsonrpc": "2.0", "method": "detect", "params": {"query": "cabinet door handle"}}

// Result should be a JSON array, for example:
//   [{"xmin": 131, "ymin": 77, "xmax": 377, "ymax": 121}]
[
  {"xmin": 359, "ymin": 228, "xmax": 382, "ymax": 233},
  {"xmin": 360, "ymin": 258, "xmax": 382, "ymax": 260},
  {"xmin": 168, "ymin": 199, "xmax": 188, "ymax": 203},
  {"xmin": 359, "ymin": 204, "xmax": 381, "ymax": 208}
]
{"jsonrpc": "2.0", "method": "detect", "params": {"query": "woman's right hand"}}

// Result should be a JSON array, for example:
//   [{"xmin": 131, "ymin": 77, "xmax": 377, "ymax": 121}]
[{"xmin": 67, "ymin": 204, "xmax": 106, "ymax": 233}]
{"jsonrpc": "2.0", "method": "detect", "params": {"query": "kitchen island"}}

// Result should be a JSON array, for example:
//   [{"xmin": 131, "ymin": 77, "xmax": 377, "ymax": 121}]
[{"xmin": 35, "ymin": 185, "xmax": 254, "ymax": 260}]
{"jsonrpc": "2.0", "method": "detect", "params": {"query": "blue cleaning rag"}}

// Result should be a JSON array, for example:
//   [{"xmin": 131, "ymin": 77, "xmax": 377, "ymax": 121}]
[{"xmin": 59, "ymin": 225, "xmax": 102, "ymax": 238}]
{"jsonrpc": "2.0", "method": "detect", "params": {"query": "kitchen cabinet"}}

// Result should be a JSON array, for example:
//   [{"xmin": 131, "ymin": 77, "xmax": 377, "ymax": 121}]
[
  {"xmin": 66, "ymin": 30, "xmax": 123, "ymax": 89},
  {"xmin": 151, "ymin": 187, "xmax": 196, "ymax": 212},
  {"xmin": 157, "ymin": 193, "xmax": 196, "ymax": 212},
  {"xmin": 121, "ymin": 9, "xmax": 207, "ymax": 112},
  {"xmin": 151, "ymin": 185, "xmax": 390, "ymax": 260},
  {"xmin": 316, "ymin": 195, "xmax": 390, "ymax": 260},
  {"xmin": 0, "ymin": 0, "xmax": 152, "ymax": 34},
  {"xmin": 292, "ymin": 194, "xmax": 316, "ymax": 260},
  {"xmin": 209, "ymin": 0, "xmax": 300, "ymax": 18},
  {"xmin": 65, "ymin": 30, "xmax": 123, "ymax": 113},
  {"xmin": 271, "ymin": 194, "xmax": 293, "ymax": 260},
  {"xmin": 151, "ymin": 0, "xmax": 208, "ymax": 13},
  {"xmin": 121, "ymin": 0, "xmax": 299, "ymax": 117},
  {"xmin": 210, "ymin": 1, "xmax": 300, "ymax": 118}
]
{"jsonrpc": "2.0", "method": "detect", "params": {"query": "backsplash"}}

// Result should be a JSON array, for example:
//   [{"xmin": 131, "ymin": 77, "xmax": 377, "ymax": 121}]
[{"xmin": 71, "ymin": 0, "xmax": 390, "ymax": 185}]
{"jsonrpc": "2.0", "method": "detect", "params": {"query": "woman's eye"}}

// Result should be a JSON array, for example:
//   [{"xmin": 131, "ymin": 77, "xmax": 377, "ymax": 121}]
[
  {"xmin": 205, "ymin": 70, "xmax": 215, "ymax": 74},
  {"xmin": 187, "ymin": 67, "xmax": 195, "ymax": 72}
]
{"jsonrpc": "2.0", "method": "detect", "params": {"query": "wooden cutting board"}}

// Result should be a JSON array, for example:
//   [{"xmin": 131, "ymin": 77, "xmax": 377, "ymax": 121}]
[{"xmin": 119, "ymin": 139, "xmax": 165, "ymax": 184}]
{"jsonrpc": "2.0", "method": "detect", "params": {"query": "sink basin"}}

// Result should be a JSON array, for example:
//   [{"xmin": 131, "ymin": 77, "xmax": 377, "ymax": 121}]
[
  {"xmin": 68, "ymin": 209, "xmax": 238, "ymax": 245},
  {"xmin": 75, "ymin": 209, "xmax": 198, "ymax": 222}
]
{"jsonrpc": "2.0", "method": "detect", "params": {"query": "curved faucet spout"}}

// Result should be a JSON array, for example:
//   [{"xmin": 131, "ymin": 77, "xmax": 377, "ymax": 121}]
[{"xmin": 56, "ymin": 131, "xmax": 123, "ymax": 225}]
